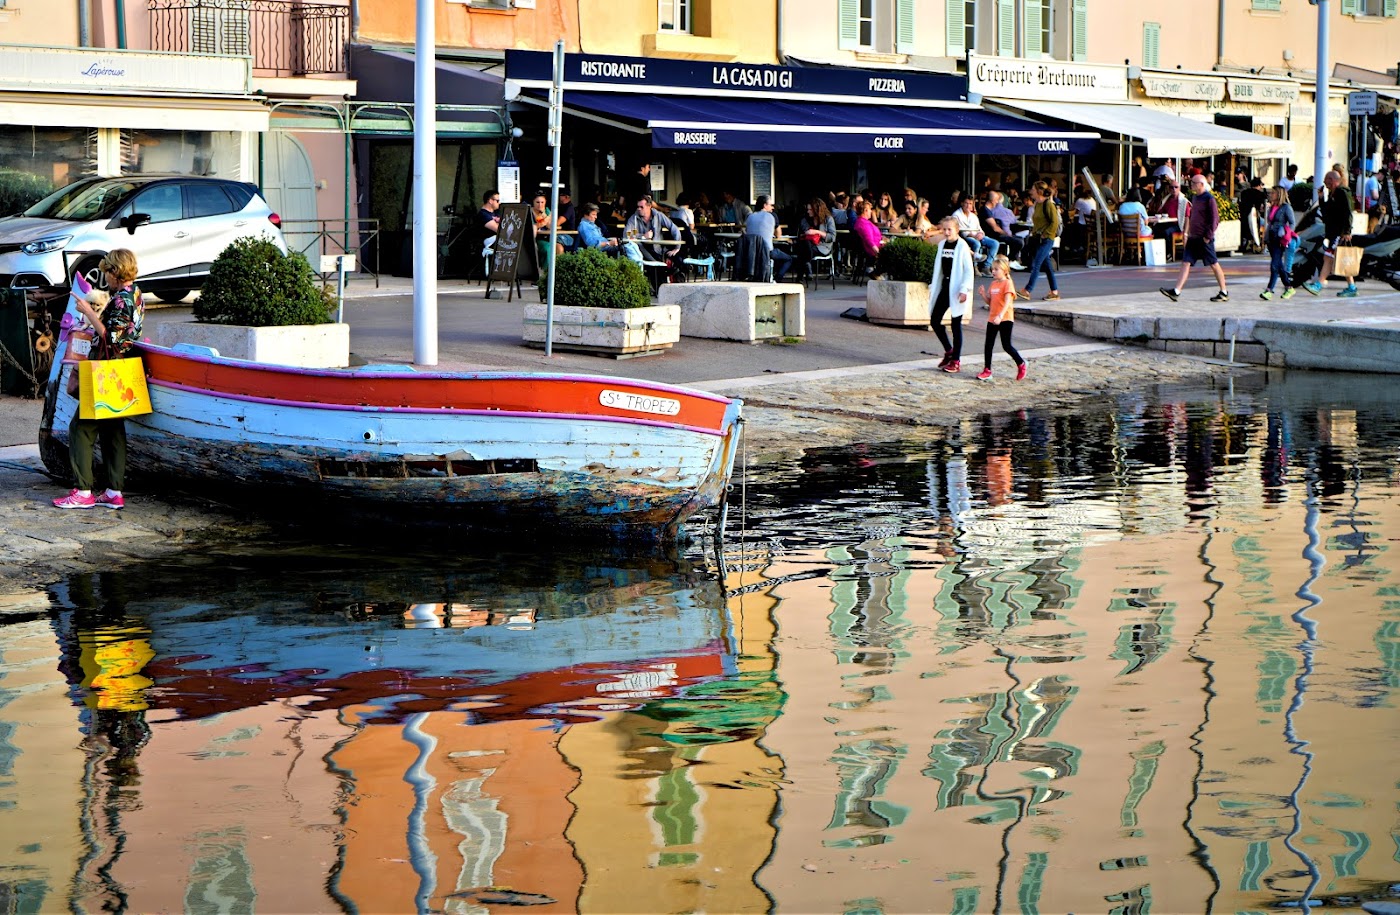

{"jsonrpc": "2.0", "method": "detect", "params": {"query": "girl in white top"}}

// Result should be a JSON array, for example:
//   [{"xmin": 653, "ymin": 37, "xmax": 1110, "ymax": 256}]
[{"xmin": 928, "ymin": 216, "xmax": 976, "ymax": 374}]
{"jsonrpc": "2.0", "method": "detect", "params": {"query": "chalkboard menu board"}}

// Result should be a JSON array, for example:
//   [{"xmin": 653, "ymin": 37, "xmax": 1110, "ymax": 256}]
[{"xmin": 488, "ymin": 204, "xmax": 537, "ymax": 300}]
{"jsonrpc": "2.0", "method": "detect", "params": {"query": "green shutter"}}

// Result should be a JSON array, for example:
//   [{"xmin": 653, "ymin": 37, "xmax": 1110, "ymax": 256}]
[
  {"xmin": 838, "ymin": 0, "xmax": 859, "ymax": 49},
  {"xmin": 1072, "ymin": 0, "xmax": 1088, "ymax": 61},
  {"xmin": 1025, "ymin": 0, "xmax": 1042, "ymax": 58},
  {"xmin": 1252, "ymin": 0, "xmax": 1281, "ymax": 10},
  {"xmin": 1143, "ymin": 22, "xmax": 1160, "ymax": 69},
  {"xmin": 946, "ymin": 0, "xmax": 966, "ymax": 56},
  {"xmin": 1385, "ymin": 0, "xmax": 1397, "ymax": 17},
  {"xmin": 895, "ymin": 0, "xmax": 915, "ymax": 54},
  {"xmin": 1340, "ymin": 0, "xmax": 1359, "ymax": 14},
  {"xmin": 997, "ymin": 0, "xmax": 1015, "ymax": 56}
]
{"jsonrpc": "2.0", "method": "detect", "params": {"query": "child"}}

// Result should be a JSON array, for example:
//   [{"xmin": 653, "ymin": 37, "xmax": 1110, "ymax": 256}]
[{"xmin": 976, "ymin": 255, "xmax": 1027, "ymax": 381}]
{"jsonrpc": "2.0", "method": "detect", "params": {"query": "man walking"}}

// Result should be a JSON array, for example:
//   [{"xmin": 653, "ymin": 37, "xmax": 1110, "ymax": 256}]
[
  {"xmin": 1304, "ymin": 170, "xmax": 1358, "ymax": 297},
  {"xmin": 1160, "ymin": 174, "xmax": 1227, "ymax": 303}
]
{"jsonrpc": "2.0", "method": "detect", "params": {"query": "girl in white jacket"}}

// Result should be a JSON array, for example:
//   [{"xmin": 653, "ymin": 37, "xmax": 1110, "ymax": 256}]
[{"xmin": 928, "ymin": 217, "xmax": 977, "ymax": 374}]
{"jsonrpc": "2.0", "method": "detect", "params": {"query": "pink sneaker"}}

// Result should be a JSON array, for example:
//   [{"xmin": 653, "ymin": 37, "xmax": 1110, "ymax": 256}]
[
  {"xmin": 976, "ymin": 367, "xmax": 993, "ymax": 380},
  {"xmin": 941, "ymin": 360, "xmax": 961, "ymax": 374},
  {"xmin": 1016, "ymin": 363, "xmax": 1028, "ymax": 381},
  {"xmin": 95, "ymin": 491, "xmax": 125, "ymax": 511},
  {"xmin": 54, "ymin": 489, "xmax": 96, "ymax": 510}
]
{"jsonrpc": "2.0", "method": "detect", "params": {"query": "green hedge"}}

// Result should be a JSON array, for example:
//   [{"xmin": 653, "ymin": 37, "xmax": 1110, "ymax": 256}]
[
  {"xmin": 0, "ymin": 170, "xmax": 54, "ymax": 217},
  {"xmin": 540, "ymin": 247, "xmax": 652, "ymax": 309},
  {"xmin": 193, "ymin": 236, "xmax": 333, "ymax": 326},
  {"xmin": 874, "ymin": 236, "xmax": 937, "ymax": 282}
]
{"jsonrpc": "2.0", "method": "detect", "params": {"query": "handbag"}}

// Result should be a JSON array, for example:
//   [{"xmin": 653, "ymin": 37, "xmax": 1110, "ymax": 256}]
[
  {"xmin": 1333, "ymin": 245, "xmax": 1363, "ymax": 278},
  {"xmin": 78, "ymin": 341, "xmax": 152, "ymax": 420}
]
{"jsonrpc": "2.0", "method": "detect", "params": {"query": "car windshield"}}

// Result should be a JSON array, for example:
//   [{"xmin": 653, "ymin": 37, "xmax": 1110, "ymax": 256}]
[{"xmin": 24, "ymin": 179, "xmax": 142, "ymax": 221}]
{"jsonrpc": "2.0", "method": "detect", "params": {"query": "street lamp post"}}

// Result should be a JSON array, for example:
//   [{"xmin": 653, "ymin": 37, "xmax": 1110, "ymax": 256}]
[
  {"xmin": 413, "ymin": 0, "xmax": 438, "ymax": 366},
  {"xmin": 1313, "ymin": 0, "xmax": 1329, "ymax": 205}
]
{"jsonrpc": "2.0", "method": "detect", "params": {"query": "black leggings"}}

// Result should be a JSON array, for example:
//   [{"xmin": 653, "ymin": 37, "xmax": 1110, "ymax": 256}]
[
  {"xmin": 983, "ymin": 321, "xmax": 1023, "ymax": 369},
  {"xmin": 931, "ymin": 289, "xmax": 962, "ymax": 358}
]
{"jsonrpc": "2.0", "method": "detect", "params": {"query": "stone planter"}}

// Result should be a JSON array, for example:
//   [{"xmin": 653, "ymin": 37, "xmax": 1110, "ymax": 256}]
[
  {"xmin": 658, "ymin": 282, "xmax": 804, "ymax": 342},
  {"xmin": 865, "ymin": 280, "xmax": 970, "ymax": 327},
  {"xmin": 1214, "ymin": 219, "xmax": 1241, "ymax": 254},
  {"xmin": 156, "ymin": 321, "xmax": 350, "ymax": 368},
  {"xmin": 522, "ymin": 303, "xmax": 680, "ymax": 356}
]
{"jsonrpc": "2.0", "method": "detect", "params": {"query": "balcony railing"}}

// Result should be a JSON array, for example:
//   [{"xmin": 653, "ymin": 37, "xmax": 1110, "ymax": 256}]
[{"xmin": 148, "ymin": 0, "xmax": 349, "ymax": 77}]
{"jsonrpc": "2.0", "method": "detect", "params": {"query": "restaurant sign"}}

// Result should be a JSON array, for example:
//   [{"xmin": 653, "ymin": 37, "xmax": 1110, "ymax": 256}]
[
  {"xmin": 967, "ymin": 54, "xmax": 1127, "ymax": 104},
  {"xmin": 1227, "ymin": 78, "xmax": 1301, "ymax": 104},
  {"xmin": 1139, "ymin": 72, "xmax": 1226, "ymax": 102},
  {"xmin": 505, "ymin": 50, "xmax": 965, "ymax": 105},
  {"xmin": 0, "ymin": 45, "xmax": 251, "ymax": 95}
]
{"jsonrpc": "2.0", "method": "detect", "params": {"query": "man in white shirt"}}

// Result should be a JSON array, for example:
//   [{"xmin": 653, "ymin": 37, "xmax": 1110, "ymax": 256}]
[{"xmin": 1279, "ymin": 164, "xmax": 1298, "ymax": 190}]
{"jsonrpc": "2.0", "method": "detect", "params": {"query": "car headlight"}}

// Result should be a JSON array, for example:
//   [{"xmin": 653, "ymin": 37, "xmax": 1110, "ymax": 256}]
[{"xmin": 20, "ymin": 235, "xmax": 73, "ymax": 256}]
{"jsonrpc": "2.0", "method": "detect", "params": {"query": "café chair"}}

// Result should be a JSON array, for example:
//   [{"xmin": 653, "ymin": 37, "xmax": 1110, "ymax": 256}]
[
  {"xmin": 1117, "ymin": 215, "xmax": 1148, "ymax": 265},
  {"xmin": 805, "ymin": 249, "xmax": 837, "ymax": 290}
]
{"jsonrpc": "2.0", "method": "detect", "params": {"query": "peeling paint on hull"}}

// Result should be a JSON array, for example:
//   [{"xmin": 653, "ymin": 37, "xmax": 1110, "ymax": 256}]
[{"xmin": 39, "ymin": 337, "xmax": 743, "ymax": 537}]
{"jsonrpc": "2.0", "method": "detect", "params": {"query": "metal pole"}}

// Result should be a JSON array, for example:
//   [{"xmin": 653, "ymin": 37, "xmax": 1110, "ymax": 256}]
[
  {"xmin": 336, "ymin": 255, "xmax": 347, "ymax": 324},
  {"xmin": 115, "ymin": 0, "xmax": 128, "ymax": 49},
  {"xmin": 544, "ymin": 40, "xmax": 564, "ymax": 358},
  {"xmin": 1314, "ymin": 0, "xmax": 1329, "ymax": 206},
  {"xmin": 412, "ymin": 0, "xmax": 438, "ymax": 366},
  {"xmin": 1355, "ymin": 113, "xmax": 1366, "ymax": 215}
]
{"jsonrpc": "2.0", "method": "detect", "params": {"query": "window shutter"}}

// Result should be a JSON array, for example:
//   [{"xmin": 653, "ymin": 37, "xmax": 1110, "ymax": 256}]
[
  {"xmin": 1385, "ymin": 0, "xmax": 1397, "ymax": 17},
  {"xmin": 946, "ymin": 0, "xmax": 966, "ymax": 56},
  {"xmin": 1072, "ymin": 0, "xmax": 1088, "ymax": 61},
  {"xmin": 1142, "ymin": 22, "xmax": 1160, "ymax": 69},
  {"xmin": 1251, "ymin": 0, "xmax": 1281, "ymax": 9},
  {"xmin": 997, "ymin": 0, "xmax": 1015, "ymax": 56},
  {"xmin": 1339, "ymin": 0, "xmax": 1358, "ymax": 13},
  {"xmin": 1024, "ymin": 0, "xmax": 1042, "ymax": 57},
  {"xmin": 838, "ymin": 0, "xmax": 859, "ymax": 50},
  {"xmin": 896, "ymin": 0, "xmax": 915, "ymax": 54}
]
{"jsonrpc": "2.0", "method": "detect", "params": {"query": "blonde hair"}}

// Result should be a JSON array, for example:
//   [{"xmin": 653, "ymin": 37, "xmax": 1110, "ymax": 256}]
[
  {"xmin": 990, "ymin": 255, "xmax": 1011, "ymax": 276},
  {"xmin": 98, "ymin": 248, "xmax": 139, "ymax": 286}
]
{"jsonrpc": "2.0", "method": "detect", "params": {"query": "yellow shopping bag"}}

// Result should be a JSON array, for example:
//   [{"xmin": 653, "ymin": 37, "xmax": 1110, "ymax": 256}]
[{"xmin": 79, "ymin": 356, "xmax": 152, "ymax": 420}]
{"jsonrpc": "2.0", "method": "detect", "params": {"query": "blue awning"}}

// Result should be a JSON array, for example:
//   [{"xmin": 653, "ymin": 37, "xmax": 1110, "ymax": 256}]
[{"xmin": 548, "ymin": 91, "xmax": 1099, "ymax": 156}]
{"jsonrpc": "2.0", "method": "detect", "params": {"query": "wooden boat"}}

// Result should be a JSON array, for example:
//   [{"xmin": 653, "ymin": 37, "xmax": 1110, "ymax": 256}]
[{"xmin": 40, "ymin": 333, "xmax": 743, "ymax": 537}]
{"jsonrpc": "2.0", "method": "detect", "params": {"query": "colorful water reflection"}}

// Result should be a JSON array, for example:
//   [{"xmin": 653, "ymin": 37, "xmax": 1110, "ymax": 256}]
[{"xmin": 1, "ymin": 372, "xmax": 1398, "ymax": 913}]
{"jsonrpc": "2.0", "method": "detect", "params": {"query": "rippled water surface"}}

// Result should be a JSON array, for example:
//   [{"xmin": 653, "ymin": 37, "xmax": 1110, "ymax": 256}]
[{"xmin": 3, "ymin": 372, "xmax": 1399, "ymax": 914}]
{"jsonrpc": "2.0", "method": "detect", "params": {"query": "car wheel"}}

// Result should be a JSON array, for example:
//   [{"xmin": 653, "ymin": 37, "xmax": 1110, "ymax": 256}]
[
  {"xmin": 156, "ymin": 288, "xmax": 191, "ymax": 304},
  {"xmin": 70, "ymin": 256, "xmax": 110, "ymax": 293}
]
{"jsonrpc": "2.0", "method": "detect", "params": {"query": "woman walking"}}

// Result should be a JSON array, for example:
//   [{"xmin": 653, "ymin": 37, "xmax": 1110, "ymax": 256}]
[
  {"xmin": 1018, "ymin": 181, "xmax": 1061, "ymax": 301},
  {"xmin": 929, "ymin": 217, "xmax": 976, "ymax": 374},
  {"xmin": 1261, "ymin": 185, "xmax": 1298, "ymax": 300}
]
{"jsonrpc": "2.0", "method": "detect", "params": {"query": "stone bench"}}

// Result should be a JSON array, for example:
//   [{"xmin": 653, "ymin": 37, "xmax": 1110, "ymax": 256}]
[{"xmin": 657, "ymin": 282, "xmax": 805, "ymax": 342}]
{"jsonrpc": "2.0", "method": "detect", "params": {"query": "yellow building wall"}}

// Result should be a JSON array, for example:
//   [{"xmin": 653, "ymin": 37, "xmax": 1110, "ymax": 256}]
[{"xmin": 357, "ymin": 0, "xmax": 580, "ymax": 53}]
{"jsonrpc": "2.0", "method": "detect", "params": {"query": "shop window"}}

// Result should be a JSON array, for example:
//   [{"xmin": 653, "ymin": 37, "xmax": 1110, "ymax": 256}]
[
  {"xmin": 0, "ymin": 127, "xmax": 97, "ymax": 208},
  {"xmin": 1142, "ymin": 21, "xmax": 1160, "ymax": 69},
  {"xmin": 121, "ymin": 129, "xmax": 241, "ymax": 178},
  {"xmin": 1342, "ymin": 0, "xmax": 1396, "ymax": 15},
  {"xmin": 190, "ymin": 0, "xmax": 250, "ymax": 56}
]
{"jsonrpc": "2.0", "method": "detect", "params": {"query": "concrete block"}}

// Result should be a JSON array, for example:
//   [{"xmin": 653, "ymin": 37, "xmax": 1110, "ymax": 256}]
[
  {"xmin": 658, "ymin": 282, "xmax": 804, "ymax": 341},
  {"xmin": 1114, "ymin": 315, "xmax": 1156, "ymax": 340},
  {"xmin": 1163, "ymin": 340, "xmax": 1216, "ymax": 358},
  {"xmin": 156, "ymin": 321, "xmax": 351, "ymax": 368},
  {"xmin": 1072, "ymin": 315, "xmax": 1117, "ymax": 339},
  {"xmin": 1267, "ymin": 350, "xmax": 1289, "ymax": 367},
  {"xmin": 1157, "ymin": 317, "xmax": 1225, "ymax": 341},
  {"xmin": 1218, "ymin": 342, "xmax": 1267, "ymax": 364},
  {"xmin": 865, "ymin": 280, "xmax": 931, "ymax": 327},
  {"xmin": 1016, "ymin": 308, "xmax": 1075, "ymax": 333},
  {"xmin": 1251, "ymin": 320, "xmax": 1400, "ymax": 373},
  {"xmin": 1222, "ymin": 317, "xmax": 1258, "ymax": 341},
  {"xmin": 522, "ymin": 303, "xmax": 680, "ymax": 353}
]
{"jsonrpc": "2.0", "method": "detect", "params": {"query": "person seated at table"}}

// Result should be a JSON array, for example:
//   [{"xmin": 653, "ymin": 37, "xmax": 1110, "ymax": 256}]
[
  {"xmin": 555, "ymin": 186, "xmax": 577, "ymax": 233},
  {"xmin": 744, "ymin": 194, "xmax": 793, "ymax": 282},
  {"xmin": 577, "ymin": 203, "xmax": 626, "ymax": 256},
  {"xmin": 915, "ymin": 198, "xmax": 938, "ymax": 241},
  {"xmin": 796, "ymin": 197, "xmax": 837, "ymax": 276},
  {"xmin": 896, "ymin": 199, "xmax": 928, "ymax": 235},
  {"xmin": 902, "ymin": 186, "xmax": 919, "ymax": 209},
  {"xmin": 478, "ymin": 188, "xmax": 502, "ymax": 236},
  {"xmin": 531, "ymin": 192, "xmax": 565, "ymax": 264},
  {"xmin": 873, "ymin": 192, "xmax": 900, "ymax": 231},
  {"xmin": 1065, "ymin": 185, "xmax": 1096, "ymax": 257},
  {"xmin": 1115, "ymin": 189, "xmax": 1154, "ymax": 239},
  {"xmin": 831, "ymin": 192, "xmax": 852, "ymax": 228},
  {"xmin": 671, "ymin": 193, "xmax": 696, "ymax": 230},
  {"xmin": 1149, "ymin": 181, "xmax": 1185, "ymax": 240},
  {"xmin": 691, "ymin": 191, "xmax": 713, "ymax": 225},
  {"xmin": 980, "ymin": 190, "xmax": 1023, "ymax": 267},
  {"xmin": 718, "ymin": 189, "xmax": 752, "ymax": 226},
  {"xmin": 626, "ymin": 195, "xmax": 682, "ymax": 263},
  {"xmin": 952, "ymin": 193, "xmax": 999, "ymax": 275},
  {"xmin": 849, "ymin": 199, "xmax": 884, "ymax": 273}
]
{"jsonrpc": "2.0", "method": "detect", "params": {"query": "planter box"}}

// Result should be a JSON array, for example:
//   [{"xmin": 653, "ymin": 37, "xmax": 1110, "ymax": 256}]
[
  {"xmin": 522, "ymin": 303, "xmax": 680, "ymax": 356},
  {"xmin": 658, "ymin": 282, "xmax": 805, "ymax": 342},
  {"xmin": 865, "ymin": 280, "xmax": 970, "ymax": 326},
  {"xmin": 1214, "ymin": 219, "xmax": 1241, "ymax": 253},
  {"xmin": 156, "ymin": 321, "xmax": 350, "ymax": 368}
]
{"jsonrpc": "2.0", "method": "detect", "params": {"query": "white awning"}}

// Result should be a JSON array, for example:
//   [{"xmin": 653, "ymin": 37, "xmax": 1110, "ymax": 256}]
[
  {"xmin": 999, "ymin": 99, "xmax": 1291, "ymax": 158},
  {"xmin": 0, "ymin": 92, "xmax": 270, "ymax": 133}
]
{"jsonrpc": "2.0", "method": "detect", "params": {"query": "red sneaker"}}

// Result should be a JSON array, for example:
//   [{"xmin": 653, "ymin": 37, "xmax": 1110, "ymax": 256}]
[
  {"xmin": 937, "ymin": 350, "xmax": 952, "ymax": 368},
  {"xmin": 95, "ymin": 491, "xmax": 125, "ymax": 511},
  {"xmin": 941, "ymin": 360, "xmax": 961, "ymax": 374},
  {"xmin": 976, "ymin": 367, "xmax": 993, "ymax": 380},
  {"xmin": 53, "ymin": 489, "xmax": 96, "ymax": 510},
  {"xmin": 1016, "ymin": 362, "xmax": 1028, "ymax": 381}
]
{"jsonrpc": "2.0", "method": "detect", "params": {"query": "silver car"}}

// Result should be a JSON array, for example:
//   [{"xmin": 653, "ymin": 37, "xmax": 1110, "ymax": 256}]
[{"xmin": 0, "ymin": 175, "xmax": 287, "ymax": 301}]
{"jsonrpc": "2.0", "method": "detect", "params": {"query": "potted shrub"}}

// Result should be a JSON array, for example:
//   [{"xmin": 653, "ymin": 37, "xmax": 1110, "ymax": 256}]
[
  {"xmin": 865, "ymin": 236, "xmax": 950, "ymax": 327},
  {"xmin": 1212, "ymin": 190, "xmax": 1242, "ymax": 254},
  {"xmin": 156, "ymin": 236, "xmax": 348, "ymax": 367},
  {"xmin": 523, "ymin": 247, "xmax": 680, "ymax": 355}
]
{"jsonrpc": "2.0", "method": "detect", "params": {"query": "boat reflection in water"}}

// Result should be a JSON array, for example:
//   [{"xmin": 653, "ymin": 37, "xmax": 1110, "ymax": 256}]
[{"xmin": 7, "ymin": 552, "xmax": 777, "ymax": 914}]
